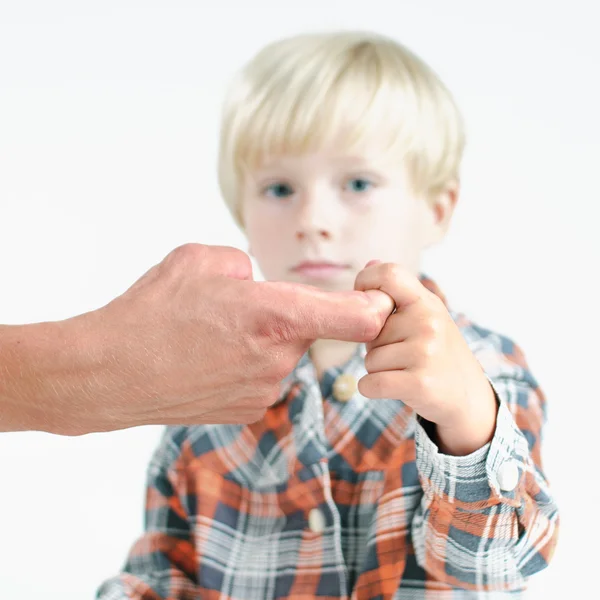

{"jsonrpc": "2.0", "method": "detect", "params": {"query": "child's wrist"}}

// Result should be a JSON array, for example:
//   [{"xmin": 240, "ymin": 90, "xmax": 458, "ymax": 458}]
[{"xmin": 434, "ymin": 380, "xmax": 498, "ymax": 456}]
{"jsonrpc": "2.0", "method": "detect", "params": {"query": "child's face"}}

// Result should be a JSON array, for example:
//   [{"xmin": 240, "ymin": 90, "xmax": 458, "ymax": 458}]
[{"xmin": 241, "ymin": 150, "xmax": 453, "ymax": 291}]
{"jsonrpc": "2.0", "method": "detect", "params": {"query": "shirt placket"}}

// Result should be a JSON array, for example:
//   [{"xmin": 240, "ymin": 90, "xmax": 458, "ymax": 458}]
[{"xmin": 293, "ymin": 369, "xmax": 350, "ymax": 600}]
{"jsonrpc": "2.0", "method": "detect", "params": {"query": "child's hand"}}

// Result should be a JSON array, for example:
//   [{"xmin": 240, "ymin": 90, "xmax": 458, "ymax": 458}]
[{"xmin": 354, "ymin": 262, "xmax": 498, "ymax": 455}]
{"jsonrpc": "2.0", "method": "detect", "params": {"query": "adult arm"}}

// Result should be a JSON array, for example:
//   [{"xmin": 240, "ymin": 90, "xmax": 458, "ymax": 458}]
[{"xmin": 0, "ymin": 244, "xmax": 393, "ymax": 435}]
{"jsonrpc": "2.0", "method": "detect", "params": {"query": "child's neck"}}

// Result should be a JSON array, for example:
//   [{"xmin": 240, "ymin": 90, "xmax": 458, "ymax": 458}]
[{"xmin": 309, "ymin": 339, "xmax": 359, "ymax": 381}]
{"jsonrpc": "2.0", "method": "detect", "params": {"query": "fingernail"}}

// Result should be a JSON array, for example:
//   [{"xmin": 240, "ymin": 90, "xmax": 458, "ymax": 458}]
[{"xmin": 365, "ymin": 259, "xmax": 382, "ymax": 267}]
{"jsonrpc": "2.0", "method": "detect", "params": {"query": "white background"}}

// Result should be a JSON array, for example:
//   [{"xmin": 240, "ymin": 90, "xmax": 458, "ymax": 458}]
[{"xmin": 1, "ymin": 1, "xmax": 598, "ymax": 598}]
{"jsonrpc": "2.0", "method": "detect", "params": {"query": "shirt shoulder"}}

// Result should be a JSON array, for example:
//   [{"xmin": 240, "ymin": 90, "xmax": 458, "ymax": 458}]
[{"xmin": 450, "ymin": 310, "xmax": 535, "ymax": 382}]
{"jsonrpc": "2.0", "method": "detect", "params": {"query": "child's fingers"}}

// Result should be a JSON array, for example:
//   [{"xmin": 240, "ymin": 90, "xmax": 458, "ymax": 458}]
[
  {"xmin": 355, "ymin": 262, "xmax": 424, "ymax": 310},
  {"xmin": 364, "ymin": 259, "xmax": 382, "ymax": 268},
  {"xmin": 358, "ymin": 369, "xmax": 411, "ymax": 400},
  {"xmin": 365, "ymin": 311, "xmax": 416, "ymax": 349},
  {"xmin": 364, "ymin": 341, "xmax": 421, "ymax": 373}
]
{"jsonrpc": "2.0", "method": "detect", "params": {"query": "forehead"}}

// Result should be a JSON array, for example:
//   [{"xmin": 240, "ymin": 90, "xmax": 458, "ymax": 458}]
[{"xmin": 245, "ymin": 149, "xmax": 402, "ymax": 177}]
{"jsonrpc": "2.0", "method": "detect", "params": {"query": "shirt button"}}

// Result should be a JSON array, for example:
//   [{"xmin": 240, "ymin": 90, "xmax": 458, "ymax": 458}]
[
  {"xmin": 308, "ymin": 508, "xmax": 326, "ymax": 534},
  {"xmin": 497, "ymin": 461, "xmax": 520, "ymax": 492},
  {"xmin": 332, "ymin": 374, "xmax": 357, "ymax": 402}
]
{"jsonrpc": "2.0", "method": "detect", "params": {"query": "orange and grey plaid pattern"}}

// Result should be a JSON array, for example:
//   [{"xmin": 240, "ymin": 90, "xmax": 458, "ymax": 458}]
[{"xmin": 98, "ymin": 279, "xmax": 558, "ymax": 600}]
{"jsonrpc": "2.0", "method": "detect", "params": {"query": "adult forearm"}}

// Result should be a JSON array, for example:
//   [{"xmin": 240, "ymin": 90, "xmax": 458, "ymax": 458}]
[
  {"xmin": 0, "ymin": 245, "xmax": 391, "ymax": 436},
  {"xmin": 0, "ymin": 316, "xmax": 102, "ymax": 435}
]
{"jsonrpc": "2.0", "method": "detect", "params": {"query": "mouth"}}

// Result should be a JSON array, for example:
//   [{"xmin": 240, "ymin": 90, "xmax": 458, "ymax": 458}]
[{"xmin": 290, "ymin": 260, "xmax": 351, "ymax": 280}]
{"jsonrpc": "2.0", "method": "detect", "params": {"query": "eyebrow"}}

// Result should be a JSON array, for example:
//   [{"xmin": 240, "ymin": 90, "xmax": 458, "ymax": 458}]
[{"xmin": 255, "ymin": 155, "xmax": 377, "ymax": 170}]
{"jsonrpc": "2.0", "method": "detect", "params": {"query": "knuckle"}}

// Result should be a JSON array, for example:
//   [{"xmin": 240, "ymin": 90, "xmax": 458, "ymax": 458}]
[
  {"xmin": 419, "ymin": 339, "xmax": 438, "ymax": 362},
  {"xmin": 425, "ymin": 337, "xmax": 438, "ymax": 355},
  {"xmin": 163, "ymin": 244, "xmax": 207, "ymax": 275},
  {"xmin": 227, "ymin": 245, "xmax": 251, "ymax": 263},
  {"xmin": 259, "ymin": 313, "xmax": 297, "ymax": 345},
  {"xmin": 363, "ymin": 312, "xmax": 383, "ymax": 341},
  {"xmin": 236, "ymin": 251, "xmax": 253, "ymax": 273},
  {"xmin": 171, "ymin": 243, "xmax": 205, "ymax": 263},
  {"xmin": 219, "ymin": 246, "xmax": 253, "ymax": 278},
  {"xmin": 363, "ymin": 348, "xmax": 380, "ymax": 373},
  {"xmin": 419, "ymin": 315, "xmax": 442, "ymax": 339},
  {"xmin": 382, "ymin": 263, "xmax": 401, "ymax": 283},
  {"xmin": 419, "ymin": 323, "xmax": 436, "ymax": 343},
  {"xmin": 413, "ymin": 371, "xmax": 435, "ymax": 397}
]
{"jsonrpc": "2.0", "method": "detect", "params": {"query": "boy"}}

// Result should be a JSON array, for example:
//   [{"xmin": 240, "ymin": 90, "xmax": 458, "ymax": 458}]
[{"xmin": 98, "ymin": 31, "xmax": 558, "ymax": 599}]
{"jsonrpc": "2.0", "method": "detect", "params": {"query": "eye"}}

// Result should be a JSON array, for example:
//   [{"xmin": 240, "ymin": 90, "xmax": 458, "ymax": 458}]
[
  {"xmin": 345, "ymin": 178, "xmax": 373, "ymax": 193},
  {"xmin": 263, "ymin": 182, "xmax": 294, "ymax": 198}
]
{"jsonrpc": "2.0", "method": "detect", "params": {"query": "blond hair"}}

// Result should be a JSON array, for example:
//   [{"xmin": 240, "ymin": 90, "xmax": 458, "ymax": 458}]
[{"xmin": 218, "ymin": 31, "xmax": 465, "ymax": 227}]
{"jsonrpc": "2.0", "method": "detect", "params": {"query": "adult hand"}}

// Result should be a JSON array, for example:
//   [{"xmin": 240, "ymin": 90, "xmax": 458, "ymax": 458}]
[{"xmin": 0, "ymin": 244, "xmax": 394, "ymax": 435}]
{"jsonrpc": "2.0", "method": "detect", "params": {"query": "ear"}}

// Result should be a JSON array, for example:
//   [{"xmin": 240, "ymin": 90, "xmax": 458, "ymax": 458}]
[{"xmin": 425, "ymin": 180, "xmax": 459, "ymax": 246}]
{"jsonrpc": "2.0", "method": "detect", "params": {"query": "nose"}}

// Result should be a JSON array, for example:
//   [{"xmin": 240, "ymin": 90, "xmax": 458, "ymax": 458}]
[
  {"xmin": 295, "ymin": 227, "xmax": 331, "ymax": 241},
  {"xmin": 295, "ymin": 191, "xmax": 335, "ymax": 242}
]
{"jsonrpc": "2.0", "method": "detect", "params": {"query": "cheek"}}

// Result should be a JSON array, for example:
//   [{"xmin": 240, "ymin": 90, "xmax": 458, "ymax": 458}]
[
  {"xmin": 356, "ymin": 207, "xmax": 426, "ymax": 264},
  {"xmin": 245, "ymin": 202, "xmax": 272, "ymax": 239},
  {"xmin": 244, "ymin": 210, "xmax": 289, "ymax": 269}
]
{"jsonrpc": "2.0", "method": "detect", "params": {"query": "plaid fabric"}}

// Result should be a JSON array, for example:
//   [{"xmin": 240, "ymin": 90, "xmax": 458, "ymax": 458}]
[{"xmin": 97, "ymin": 277, "xmax": 558, "ymax": 600}]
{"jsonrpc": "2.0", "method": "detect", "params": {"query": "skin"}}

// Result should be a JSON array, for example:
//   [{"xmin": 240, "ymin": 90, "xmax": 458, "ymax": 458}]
[
  {"xmin": 242, "ymin": 150, "xmax": 498, "ymax": 456},
  {"xmin": 0, "ymin": 243, "xmax": 394, "ymax": 436}
]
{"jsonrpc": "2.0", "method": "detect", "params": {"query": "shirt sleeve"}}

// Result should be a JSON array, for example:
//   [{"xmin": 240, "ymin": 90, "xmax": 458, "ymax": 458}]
[
  {"xmin": 97, "ymin": 429, "xmax": 198, "ymax": 600},
  {"xmin": 411, "ymin": 339, "xmax": 559, "ymax": 591}
]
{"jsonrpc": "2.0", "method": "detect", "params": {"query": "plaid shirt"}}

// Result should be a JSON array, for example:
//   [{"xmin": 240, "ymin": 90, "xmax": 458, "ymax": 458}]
[{"xmin": 98, "ymin": 277, "xmax": 558, "ymax": 600}]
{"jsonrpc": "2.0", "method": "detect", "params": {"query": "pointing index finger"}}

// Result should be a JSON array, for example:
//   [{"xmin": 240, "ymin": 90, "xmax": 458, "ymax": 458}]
[{"xmin": 260, "ymin": 282, "xmax": 395, "ymax": 343}]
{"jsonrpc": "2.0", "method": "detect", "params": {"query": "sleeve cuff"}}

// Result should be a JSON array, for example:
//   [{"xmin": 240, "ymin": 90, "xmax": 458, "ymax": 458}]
[{"xmin": 415, "ymin": 380, "xmax": 528, "ymax": 509}]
